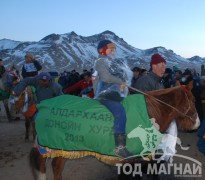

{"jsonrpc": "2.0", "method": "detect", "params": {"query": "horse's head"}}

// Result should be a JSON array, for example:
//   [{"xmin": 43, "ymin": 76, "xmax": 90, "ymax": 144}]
[
  {"xmin": 174, "ymin": 85, "xmax": 200, "ymax": 131},
  {"xmin": 146, "ymin": 84, "xmax": 200, "ymax": 133}
]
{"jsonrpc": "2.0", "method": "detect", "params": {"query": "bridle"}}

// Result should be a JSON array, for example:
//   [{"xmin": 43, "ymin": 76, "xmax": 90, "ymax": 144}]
[{"xmin": 127, "ymin": 85, "xmax": 196, "ymax": 123}]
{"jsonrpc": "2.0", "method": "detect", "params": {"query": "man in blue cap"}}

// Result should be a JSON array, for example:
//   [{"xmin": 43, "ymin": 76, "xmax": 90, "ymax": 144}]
[{"xmin": 14, "ymin": 72, "xmax": 63, "ymax": 104}]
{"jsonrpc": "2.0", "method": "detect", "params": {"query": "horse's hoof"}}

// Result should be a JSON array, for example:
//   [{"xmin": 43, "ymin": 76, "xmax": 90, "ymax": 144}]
[
  {"xmin": 15, "ymin": 117, "xmax": 20, "ymax": 121},
  {"xmin": 8, "ymin": 118, "xmax": 14, "ymax": 122},
  {"xmin": 25, "ymin": 135, "xmax": 29, "ymax": 140}
]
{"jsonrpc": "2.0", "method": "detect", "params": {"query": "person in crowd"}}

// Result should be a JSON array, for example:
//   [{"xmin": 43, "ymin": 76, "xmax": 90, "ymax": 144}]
[
  {"xmin": 180, "ymin": 69, "xmax": 203, "ymax": 121},
  {"xmin": 13, "ymin": 72, "xmax": 62, "ymax": 140},
  {"xmin": 173, "ymin": 70, "xmax": 182, "ymax": 86},
  {"xmin": 8, "ymin": 74, "xmax": 21, "ymax": 121},
  {"xmin": 136, "ymin": 54, "xmax": 179, "ymax": 162},
  {"xmin": 94, "ymin": 39, "xmax": 132, "ymax": 158},
  {"xmin": 64, "ymin": 71, "xmax": 94, "ymax": 98},
  {"xmin": 14, "ymin": 72, "xmax": 62, "ymax": 104},
  {"xmin": 58, "ymin": 71, "xmax": 70, "ymax": 90},
  {"xmin": 0, "ymin": 59, "xmax": 11, "ymax": 120},
  {"xmin": 136, "ymin": 53, "xmax": 166, "ymax": 91},
  {"xmin": 140, "ymin": 68, "xmax": 147, "ymax": 76},
  {"xmin": 9, "ymin": 65, "xmax": 20, "ymax": 77},
  {"xmin": 129, "ymin": 66, "xmax": 141, "ymax": 94},
  {"xmin": 162, "ymin": 68, "xmax": 173, "ymax": 88},
  {"xmin": 21, "ymin": 53, "xmax": 42, "ymax": 79},
  {"xmin": 193, "ymin": 72, "xmax": 203, "ymax": 121},
  {"xmin": 200, "ymin": 76, "xmax": 205, "ymax": 99},
  {"xmin": 0, "ymin": 59, "xmax": 6, "ymax": 78},
  {"xmin": 201, "ymin": 64, "xmax": 205, "ymax": 76}
]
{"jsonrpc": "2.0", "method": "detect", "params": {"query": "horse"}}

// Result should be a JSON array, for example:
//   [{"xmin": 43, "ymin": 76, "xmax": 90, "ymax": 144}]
[
  {"xmin": 13, "ymin": 86, "xmax": 37, "ymax": 140},
  {"xmin": 29, "ymin": 84, "xmax": 200, "ymax": 180}
]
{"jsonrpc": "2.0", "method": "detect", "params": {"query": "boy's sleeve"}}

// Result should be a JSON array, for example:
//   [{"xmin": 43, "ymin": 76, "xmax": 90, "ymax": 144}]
[{"xmin": 95, "ymin": 59, "xmax": 123, "ymax": 84}]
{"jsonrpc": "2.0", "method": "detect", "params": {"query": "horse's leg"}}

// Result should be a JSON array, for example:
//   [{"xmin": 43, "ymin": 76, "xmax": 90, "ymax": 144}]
[
  {"xmin": 31, "ymin": 116, "xmax": 36, "ymax": 140},
  {"xmin": 25, "ymin": 117, "xmax": 30, "ymax": 140},
  {"xmin": 30, "ymin": 147, "xmax": 47, "ymax": 180},
  {"xmin": 3, "ymin": 99, "xmax": 11, "ymax": 121},
  {"xmin": 52, "ymin": 157, "xmax": 66, "ymax": 180}
]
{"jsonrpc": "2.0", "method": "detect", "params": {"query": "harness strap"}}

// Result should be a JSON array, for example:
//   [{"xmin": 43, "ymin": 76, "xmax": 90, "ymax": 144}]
[
  {"xmin": 180, "ymin": 85, "xmax": 190, "ymax": 93},
  {"xmin": 127, "ymin": 85, "xmax": 195, "ymax": 122}
]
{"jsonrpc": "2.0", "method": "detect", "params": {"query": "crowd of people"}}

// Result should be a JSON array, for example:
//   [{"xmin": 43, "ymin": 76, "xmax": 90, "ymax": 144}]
[{"xmin": 1, "ymin": 40, "xmax": 205, "ymax": 157}]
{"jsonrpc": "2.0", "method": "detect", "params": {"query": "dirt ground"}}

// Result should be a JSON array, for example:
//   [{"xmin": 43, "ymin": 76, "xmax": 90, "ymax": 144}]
[{"xmin": 0, "ymin": 101, "xmax": 205, "ymax": 180}]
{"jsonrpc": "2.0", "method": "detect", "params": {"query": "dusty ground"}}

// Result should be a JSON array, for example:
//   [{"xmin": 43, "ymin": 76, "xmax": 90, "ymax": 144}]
[{"xmin": 0, "ymin": 101, "xmax": 205, "ymax": 180}]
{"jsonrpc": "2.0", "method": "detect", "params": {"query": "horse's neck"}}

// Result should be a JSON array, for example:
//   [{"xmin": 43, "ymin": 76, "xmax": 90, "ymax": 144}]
[{"xmin": 146, "ymin": 89, "xmax": 179, "ymax": 133}]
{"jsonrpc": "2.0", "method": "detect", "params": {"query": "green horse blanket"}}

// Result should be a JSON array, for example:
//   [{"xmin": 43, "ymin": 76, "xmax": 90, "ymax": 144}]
[{"xmin": 36, "ymin": 94, "xmax": 162, "ymax": 160}]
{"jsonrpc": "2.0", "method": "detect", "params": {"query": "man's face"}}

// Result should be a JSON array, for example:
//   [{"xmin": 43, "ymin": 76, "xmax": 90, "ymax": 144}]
[
  {"xmin": 133, "ymin": 71, "xmax": 140, "ymax": 78},
  {"xmin": 84, "ymin": 75, "xmax": 91, "ymax": 82},
  {"xmin": 176, "ymin": 72, "xmax": 182, "ymax": 79},
  {"xmin": 39, "ymin": 79, "xmax": 50, "ymax": 87},
  {"xmin": 152, "ymin": 62, "xmax": 166, "ymax": 77}
]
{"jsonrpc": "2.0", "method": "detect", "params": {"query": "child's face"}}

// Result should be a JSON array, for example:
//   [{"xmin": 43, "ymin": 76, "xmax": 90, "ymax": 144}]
[
  {"xmin": 105, "ymin": 43, "xmax": 116, "ymax": 56},
  {"xmin": 25, "ymin": 55, "xmax": 33, "ymax": 63}
]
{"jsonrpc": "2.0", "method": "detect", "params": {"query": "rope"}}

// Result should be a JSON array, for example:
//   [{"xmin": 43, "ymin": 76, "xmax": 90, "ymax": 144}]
[{"xmin": 126, "ymin": 85, "xmax": 194, "ymax": 121}]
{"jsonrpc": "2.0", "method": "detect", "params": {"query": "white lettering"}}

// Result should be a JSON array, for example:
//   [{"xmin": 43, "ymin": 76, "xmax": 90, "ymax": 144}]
[
  {"xmin": 123, "ymin": 163, "xmax": 132, "ymax": 175},
  {"xmin": 147, "ymin": 163, "xmax": 158, "ymax": 175},
  {"xmin": 183, "ymin": 164, "xmax": 192, "ymax": 175},
  {"xmin": 133, "ymin": 163, "xmax": 142, "ymax": 177},
  {"xmin": 174, "ymin": 163, "xmax": 183, "ymax": 175},
  {"xmin": 116, "ymin": 163, "xmax": 123, "ymax": 174},
  {"xmin": 158, "ymin": 163, "xmax": 167, "ymax": 174},
  {"xmin": 192, "ymin": 164, "xmax": 202, "ymax": 175}
]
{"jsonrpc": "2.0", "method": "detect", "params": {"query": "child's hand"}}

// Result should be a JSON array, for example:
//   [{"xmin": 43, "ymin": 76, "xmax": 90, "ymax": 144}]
[{"xmin": 120, "ymin": 83, "xmax": 126, "ymax": 90}]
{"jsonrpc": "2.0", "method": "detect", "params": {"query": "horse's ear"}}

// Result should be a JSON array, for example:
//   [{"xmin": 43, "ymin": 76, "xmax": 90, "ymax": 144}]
[{"xmin": 186, "ymin": 80, "xmax": 193, "ymax": 91}]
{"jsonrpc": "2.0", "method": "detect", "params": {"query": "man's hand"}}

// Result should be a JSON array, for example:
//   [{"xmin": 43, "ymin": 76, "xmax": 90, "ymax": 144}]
[{"xmin": 120, "ymin": 83, "xmax": 126, "ymax": 91}]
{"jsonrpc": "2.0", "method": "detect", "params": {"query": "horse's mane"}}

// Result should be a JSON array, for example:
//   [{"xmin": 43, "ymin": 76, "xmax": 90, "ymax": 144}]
[{"xmin": 147, "ymin": 86, "xmax": 181, "ymax": 96}]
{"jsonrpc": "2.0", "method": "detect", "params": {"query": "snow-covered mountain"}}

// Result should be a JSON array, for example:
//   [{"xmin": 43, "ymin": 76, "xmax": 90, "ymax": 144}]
[
  {"xmin": 0, "ymin": 39, "xmax": 21, "ymax": 51},
  {"xmin": 0, "ymin": 30, "xmax": 204, "ymax": 73}
]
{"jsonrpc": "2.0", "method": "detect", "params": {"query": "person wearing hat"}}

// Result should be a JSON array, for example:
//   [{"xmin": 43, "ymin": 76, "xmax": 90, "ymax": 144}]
[
  {"xmin": 64, "ymin": 71, "xmax": 94, "ymax": 98},
  {"xmin": 0, "ymin": 59, "xmax": 6, "ymax": 78},
  {"xmin": 21, "ymin": 53, "xmax": 42, "ymax": 79},
  {"xmin": 129, "ymin": 66, "xmax": 141, "ymax": 94},
  {"xmin": 162, "ymin": 68, "xmax": 174, "ymax": 88},
  {"xmin": 136, "ymin": 53, "xmax": 166, "ymax": 92},
  {"xmin": 181, "ymin": 69, "xmax": 204, "ymax": 121},
  {"xmin": 140, "ymin": 68, "xmax": 147, "ymax": 76},
  {"xmin": 14, "ymin": 72, "xmax": 62, "ymax": 104},
  {"xmin": 94, "ymin": 40, "xmax": 133, "ymax": 158},
  {"xmin": 136, "ymin": 54, "xmax": 181, "ymax": 162}
]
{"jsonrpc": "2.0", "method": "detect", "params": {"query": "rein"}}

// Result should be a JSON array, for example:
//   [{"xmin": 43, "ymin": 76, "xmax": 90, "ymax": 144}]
[{"xmin": 127, "ymin": 85, "xmax": 195, "ymax": 122}]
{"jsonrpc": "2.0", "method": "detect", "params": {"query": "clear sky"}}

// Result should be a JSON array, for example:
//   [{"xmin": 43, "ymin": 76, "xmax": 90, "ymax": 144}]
[{"xmin": 1, "ymin": 0, "xmax": 205, "ymax": 58}]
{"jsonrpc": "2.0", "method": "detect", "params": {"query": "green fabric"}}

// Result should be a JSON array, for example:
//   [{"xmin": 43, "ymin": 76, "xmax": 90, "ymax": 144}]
[
  {"xmin": 0, "ymin": 89, "xmax": 10, "ymax": 100},
  {"xmin": 36, "ymin": 94, "xmax": 162, "ymax": 157},
  {"xmin": 30, "ymin": 86, "xmax": 37, "ymax": 102}
]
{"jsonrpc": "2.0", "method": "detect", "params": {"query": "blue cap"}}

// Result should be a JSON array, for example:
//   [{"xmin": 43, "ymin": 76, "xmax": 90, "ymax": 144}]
[{"xmin": 36, "ymin": 72, "xmax": 52, "ymax": 80}]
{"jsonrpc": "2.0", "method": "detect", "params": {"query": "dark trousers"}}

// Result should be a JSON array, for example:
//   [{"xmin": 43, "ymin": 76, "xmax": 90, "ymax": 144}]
[{"xmin": 100, "ymin": 99, "xmax": 127, "ymax": 134}]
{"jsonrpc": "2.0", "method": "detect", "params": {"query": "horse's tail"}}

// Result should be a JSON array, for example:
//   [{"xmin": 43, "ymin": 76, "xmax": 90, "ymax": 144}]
[{"xmin": 29, "ymin": 147, "xmax": 41, "ymax": 180}]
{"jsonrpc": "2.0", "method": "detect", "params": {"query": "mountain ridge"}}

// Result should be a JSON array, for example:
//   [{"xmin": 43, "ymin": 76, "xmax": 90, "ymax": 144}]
[{"xmin": 0, "ymin": 31, "xmax": 204, "ymax": 73}]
